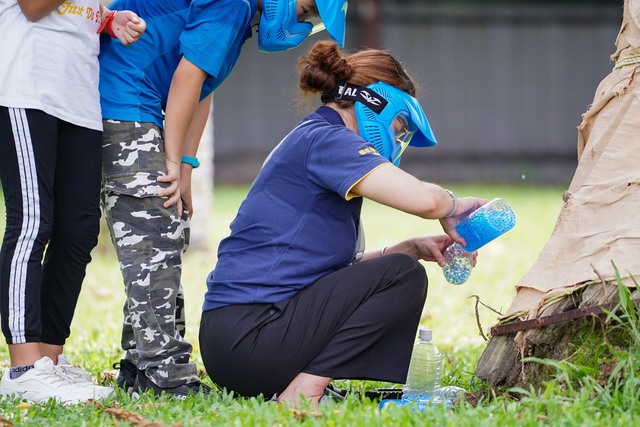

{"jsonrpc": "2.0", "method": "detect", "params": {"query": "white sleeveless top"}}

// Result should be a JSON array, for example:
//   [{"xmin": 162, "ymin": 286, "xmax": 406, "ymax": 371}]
[{"xmin": 0, "ymin": 0, "xmax": 103, "ymax": 130}]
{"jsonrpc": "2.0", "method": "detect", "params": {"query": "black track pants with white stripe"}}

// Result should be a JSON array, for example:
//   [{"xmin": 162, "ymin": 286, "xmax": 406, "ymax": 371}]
[{"xmin": 0, "ymin": 107, "xmax": 102, "ymax": 345}]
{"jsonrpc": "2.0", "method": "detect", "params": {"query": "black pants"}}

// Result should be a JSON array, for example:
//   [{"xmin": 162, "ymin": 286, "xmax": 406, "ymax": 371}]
[
  {"xmin": 0, "ymin": 107, "xmax": 102, "ymax": 345},
  {"xmin": 199, "ymin": 253, "xmax": 428, "ymax": 398}
]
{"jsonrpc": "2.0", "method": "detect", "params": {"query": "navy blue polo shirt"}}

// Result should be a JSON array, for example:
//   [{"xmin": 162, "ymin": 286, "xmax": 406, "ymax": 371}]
[{"xmin": 203, "ymin": 107, "xmax": 389, "ymax": 311}]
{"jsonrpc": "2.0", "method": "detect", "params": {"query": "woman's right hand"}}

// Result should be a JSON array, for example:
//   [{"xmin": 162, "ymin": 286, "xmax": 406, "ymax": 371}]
[{"xmin": 439, "ymin": 196, "xmax": 488, "ymax": 245}]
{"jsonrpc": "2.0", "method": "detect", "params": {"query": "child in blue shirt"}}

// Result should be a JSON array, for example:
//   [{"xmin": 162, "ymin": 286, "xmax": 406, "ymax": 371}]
[{"xmin": 99, "ymin": 0, "xmax": 349, "ymax": 398}]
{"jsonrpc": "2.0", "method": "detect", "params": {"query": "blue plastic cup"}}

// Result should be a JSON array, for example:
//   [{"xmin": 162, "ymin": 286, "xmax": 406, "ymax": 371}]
[{"xmin": 455, "ymin": 198, "xmax": 516, "ymax": 252}]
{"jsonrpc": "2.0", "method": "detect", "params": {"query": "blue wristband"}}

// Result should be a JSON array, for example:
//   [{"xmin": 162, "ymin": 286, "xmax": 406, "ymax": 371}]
[{"xmin": 181, "ymin": 155, "xmax": 200, "ymax": 169}]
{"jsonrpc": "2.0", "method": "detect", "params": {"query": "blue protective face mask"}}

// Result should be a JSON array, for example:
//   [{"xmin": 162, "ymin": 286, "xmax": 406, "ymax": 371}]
[
  {"xmin": 333, "ymin": 81, "xmax": 438, "ymax": 166},
  {"xmin": 258, "ymin": 0, "xmax": 348, "ymax": 52},
  {"xmin": 258, "ymin": 0, "xmax": 312, "ymax": 52}
]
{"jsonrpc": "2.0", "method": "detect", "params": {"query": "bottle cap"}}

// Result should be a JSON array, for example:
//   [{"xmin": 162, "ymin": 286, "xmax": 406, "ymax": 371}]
[{"xmin": 419, "ymin": 328, "xmax": 432, "ymax": 341}]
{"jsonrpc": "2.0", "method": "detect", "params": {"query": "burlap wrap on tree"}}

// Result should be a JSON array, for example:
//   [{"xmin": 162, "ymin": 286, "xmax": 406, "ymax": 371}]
[{"xmin": 476, "ymin": 0, "xmax": 640, "ymax": 387}]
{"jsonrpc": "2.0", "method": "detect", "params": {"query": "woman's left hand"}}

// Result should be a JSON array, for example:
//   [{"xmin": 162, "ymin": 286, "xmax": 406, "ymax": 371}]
[
  {"xmin": 412, "ymin": 235, "xmax": 479, "ymax": 267},
  {"xmin": 372, "ymin": 235, "xmax": 479, "ymax": 268},
  {"xmin": 409, "ymin": 234, "xmax": 456, "ymax": 267}
]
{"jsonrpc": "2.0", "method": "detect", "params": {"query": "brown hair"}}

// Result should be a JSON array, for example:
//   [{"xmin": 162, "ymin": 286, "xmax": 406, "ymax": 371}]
[{"xmin": 297, "ymin": 41, "xmax": 417, "ymax": 107}]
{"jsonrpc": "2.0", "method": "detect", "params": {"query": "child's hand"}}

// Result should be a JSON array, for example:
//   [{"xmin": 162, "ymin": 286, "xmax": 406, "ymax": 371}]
[
  {"xmin": 112, "ymin": 11, "xmax": 146, "ymax": 46},
  {"xmin": 180, "ymin": 165, "xmax": 194, "ymax": 218},
  {"xmin": 157, "ymin": 159, "xmax": 182, "ymax": 212}
]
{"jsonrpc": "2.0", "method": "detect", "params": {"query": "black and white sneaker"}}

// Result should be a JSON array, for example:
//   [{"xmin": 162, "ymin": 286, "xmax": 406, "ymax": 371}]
[
  {"xmin": 271, "ymin": 384, "xmax": 345, "ymax": 405},
  {"xmin": 319, "ymin": 384, "xmax": 346, "ymax": 404},
  {"xmin": 132, "ymin": 370, "xmax": 212, "ymax": 399},
  {"xmin": 112, "ymin": 359, "xmax": 137, "ymax": 393}
]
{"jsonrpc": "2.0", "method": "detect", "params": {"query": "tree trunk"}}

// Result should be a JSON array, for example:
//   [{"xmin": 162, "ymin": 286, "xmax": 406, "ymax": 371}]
[
  {"xmin": 187, "ymin": 100, "xmax": 215, "ymax": 253},
  {"xmin": 476, "ymin": 282, "xmax": 638, "ymax": 388}
]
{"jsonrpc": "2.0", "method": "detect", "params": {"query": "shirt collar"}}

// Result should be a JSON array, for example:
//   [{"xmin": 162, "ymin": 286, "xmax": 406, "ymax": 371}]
[{"xmin": 315, "ymin": 106, "xmax": 346, "ymax": 126}]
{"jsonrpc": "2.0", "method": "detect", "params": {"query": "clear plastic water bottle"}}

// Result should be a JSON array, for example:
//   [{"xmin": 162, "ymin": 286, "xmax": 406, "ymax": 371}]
[
  {"xmin": 442, "ymin": 243, "xmax": 474, "ymax": 285},
  {"xmin": 378, "ymin": 395, "xmax": 451, "ymax": 410},
  {"xmin": 402, "ymin": 328, "xmax": 443, "ymax": 401},
  {"xmin": 377, "ymin": 386, "xmax": 466, "ymax": 411}
]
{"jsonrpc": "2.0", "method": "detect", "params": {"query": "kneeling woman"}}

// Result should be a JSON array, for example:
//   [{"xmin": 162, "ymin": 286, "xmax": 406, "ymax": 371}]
[{"xmin": 199, "ymin": 41, "xmax": 486, "ymax": 408}]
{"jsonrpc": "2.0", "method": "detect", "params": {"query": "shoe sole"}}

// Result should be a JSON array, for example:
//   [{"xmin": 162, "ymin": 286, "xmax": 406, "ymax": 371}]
[{"xmin": 1, "ymin": 390, "xmax": 88, "ymax": 406}]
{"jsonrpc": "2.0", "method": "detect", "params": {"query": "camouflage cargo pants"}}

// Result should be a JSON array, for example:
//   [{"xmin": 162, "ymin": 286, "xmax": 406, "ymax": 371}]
[{"xmin": 101, "ymin": 120, "xmax": 198, "ymax": 388}]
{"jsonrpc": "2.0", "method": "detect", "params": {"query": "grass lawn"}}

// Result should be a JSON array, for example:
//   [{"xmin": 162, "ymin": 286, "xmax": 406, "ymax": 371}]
[{"xmin": 2, "ymin": 184, "xmax": 638, "ymax": 426}]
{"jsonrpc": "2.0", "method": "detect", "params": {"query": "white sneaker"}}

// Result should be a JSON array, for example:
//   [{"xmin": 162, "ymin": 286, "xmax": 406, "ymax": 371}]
[
  {"xmin": 0, "ymin": 356, "xmax": 97, "ymax": 405},
  {"xmin": 56, "ymin": 354, "xmax": 114, "ymax": 400}
]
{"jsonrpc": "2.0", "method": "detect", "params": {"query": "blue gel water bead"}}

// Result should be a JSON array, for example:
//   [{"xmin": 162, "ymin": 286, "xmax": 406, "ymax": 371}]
[
  {"xmin": 378, "ymin": 395, "xmax": 452, "ymax": 411},
  {"xmin": 443, "ymin": 243, "xmax": 473, "ymax": 285},
  {"xmin": 439, "ymin": 385, "xmax": 467, "ymax": 401},
  {"xmin": 455, "ymin": 198, "xmax": 516, "ymax": 252}
]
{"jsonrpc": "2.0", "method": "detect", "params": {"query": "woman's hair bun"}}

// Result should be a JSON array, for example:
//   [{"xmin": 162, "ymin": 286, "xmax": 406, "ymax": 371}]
[{"xmin": 298, "ymin": 41, "xmax": 353, "ymax": 97}]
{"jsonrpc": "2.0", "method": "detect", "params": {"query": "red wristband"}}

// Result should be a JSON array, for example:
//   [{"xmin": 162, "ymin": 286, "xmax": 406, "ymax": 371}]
[{"xmin": 97, "ymin": 11, "xmax": 118, "ymax": 38}]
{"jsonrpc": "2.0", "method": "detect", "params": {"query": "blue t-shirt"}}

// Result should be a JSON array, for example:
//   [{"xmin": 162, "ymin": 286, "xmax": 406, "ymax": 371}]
[
  {"xmin": 99, "ymin": 0, "xmax": 257, "ymax": 128},
  {"xmin": 203, "ymin": 107, "xmax": 389, "ymax": 311}
]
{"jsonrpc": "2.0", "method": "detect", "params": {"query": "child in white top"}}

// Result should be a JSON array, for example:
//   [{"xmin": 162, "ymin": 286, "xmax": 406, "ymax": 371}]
[{"xmin": 0, "ymin": 0, "xmax": 145, "ymax": 405}]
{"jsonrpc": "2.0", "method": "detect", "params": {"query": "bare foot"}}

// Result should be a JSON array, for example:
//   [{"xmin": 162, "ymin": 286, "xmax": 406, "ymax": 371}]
[{"xmin": 277, "ymin": 372, "xmax": 332, "ymax": 408}]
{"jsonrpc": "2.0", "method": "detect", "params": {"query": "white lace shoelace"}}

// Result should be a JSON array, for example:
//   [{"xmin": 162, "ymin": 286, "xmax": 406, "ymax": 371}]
[
  {"xmin": 56, "ymin": 364, "xmax": 95, "ymax": 386},
  {"xmin": 34, "ymin": 366, "xmax": 77, "ymax": 387}
]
